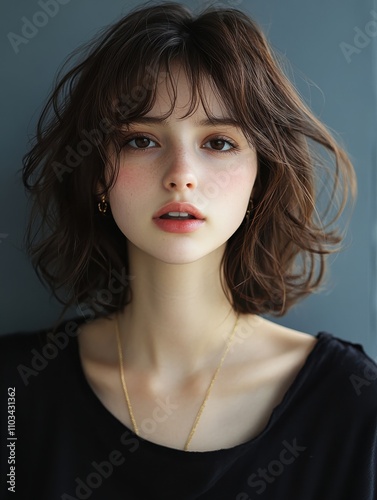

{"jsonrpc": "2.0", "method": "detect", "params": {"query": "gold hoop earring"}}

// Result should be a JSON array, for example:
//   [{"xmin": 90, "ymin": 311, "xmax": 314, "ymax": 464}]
[
  {"xmin": 98, "ymin": 195, "xmax": 108, "ymax": 214},
  {"xmin": 245, "ymin": 198, "xmax": 254, "ymax": 223}
]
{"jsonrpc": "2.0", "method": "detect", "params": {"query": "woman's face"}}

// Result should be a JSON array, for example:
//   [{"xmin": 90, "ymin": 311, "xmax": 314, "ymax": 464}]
[{"xmin": 109, "ymin": 66, "xmax": 258, "ymax": 265}]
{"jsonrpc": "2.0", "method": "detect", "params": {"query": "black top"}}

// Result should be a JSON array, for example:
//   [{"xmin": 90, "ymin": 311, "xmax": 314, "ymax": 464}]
[{"xmin": 1, "ymin": 316, "xmax": 376, "ymax": 500}]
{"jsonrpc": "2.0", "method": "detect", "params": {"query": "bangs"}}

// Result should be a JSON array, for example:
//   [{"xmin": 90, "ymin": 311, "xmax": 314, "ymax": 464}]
[
  {"xmin": 71, "ymin": 6, "xmax": 259, "ymax": 151},
  {"xmin": 95, "ymin": 54, "xmax": 243, "ymax": 149}
]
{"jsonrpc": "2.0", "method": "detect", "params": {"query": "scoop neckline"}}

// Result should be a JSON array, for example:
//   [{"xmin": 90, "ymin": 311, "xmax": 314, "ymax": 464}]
[{"xmin": 69, "ymin": 316, "xmax": 333, "ymax": 456}]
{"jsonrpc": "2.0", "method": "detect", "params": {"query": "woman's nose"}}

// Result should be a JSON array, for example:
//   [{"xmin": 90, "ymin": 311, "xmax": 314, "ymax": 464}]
[{"xmin": 162, "ymin": 148, "xmax": 198, "ymax": 192}]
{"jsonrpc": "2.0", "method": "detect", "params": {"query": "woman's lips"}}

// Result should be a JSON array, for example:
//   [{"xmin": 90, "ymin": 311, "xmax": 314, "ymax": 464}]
[
  {"xmin": 152, "ymin": 201, "xmax": 205, "ymax": 233},
  {"xmin": 153, "ymin": 202, "xmax": 205, "ymax": 220}
]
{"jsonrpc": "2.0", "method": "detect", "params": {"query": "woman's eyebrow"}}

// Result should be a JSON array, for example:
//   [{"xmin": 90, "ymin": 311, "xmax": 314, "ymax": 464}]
[
  {"xmin": 127, "ymin": 116, "xmax": 240, "ymax": 128},
  {"xmin": 198, "ymin": 117, "xmax": 240, "ymax": 128}
]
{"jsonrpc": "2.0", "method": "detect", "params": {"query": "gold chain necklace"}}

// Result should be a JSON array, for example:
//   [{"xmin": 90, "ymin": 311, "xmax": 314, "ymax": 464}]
[{"xmin": 115, "ymin": 313, "xmax": 240, "ymax": 451}]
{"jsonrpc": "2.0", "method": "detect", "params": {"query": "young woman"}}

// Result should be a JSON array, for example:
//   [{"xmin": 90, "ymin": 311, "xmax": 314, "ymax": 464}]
[{"xmin": 1, "ymin": 2, "xmax": 376, "ymax": 499}]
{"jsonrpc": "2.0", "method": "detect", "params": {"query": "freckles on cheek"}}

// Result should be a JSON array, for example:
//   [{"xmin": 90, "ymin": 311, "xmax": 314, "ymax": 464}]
[{"xmin": 112, "ymin": 168, "xmax": 150, "ymax": 200}]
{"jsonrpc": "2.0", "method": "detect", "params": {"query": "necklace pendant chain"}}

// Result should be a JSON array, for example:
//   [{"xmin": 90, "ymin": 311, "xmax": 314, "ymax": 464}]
[
  {"xmin": 116, "ymin": 317, "xmax": 139, "ymax": 435},
  {"xmin": 115, "ymin": 313, "xmax": 240, "ymax": 452}
]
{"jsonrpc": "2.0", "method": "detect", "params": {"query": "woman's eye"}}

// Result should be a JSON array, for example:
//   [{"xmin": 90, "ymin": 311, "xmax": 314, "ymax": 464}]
[
  {"xmin": 203, "ymin": 138, "xmax": 235, "ymax": 152},
  {"xmin": 125, "ymin": 136, "xmax": 157, "ymax": 149}
]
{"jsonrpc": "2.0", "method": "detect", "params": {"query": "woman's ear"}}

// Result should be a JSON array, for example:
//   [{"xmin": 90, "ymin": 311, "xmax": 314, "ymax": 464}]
[{"xmin": 95, "ymin": 181, "xmax": 107, "ymax": 198}]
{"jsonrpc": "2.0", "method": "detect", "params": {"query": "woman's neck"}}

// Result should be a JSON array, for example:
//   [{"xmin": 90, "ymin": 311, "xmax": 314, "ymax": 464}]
[{"xmin": 117, "ymin": 242, "xmax": 238, "ymax": 378}]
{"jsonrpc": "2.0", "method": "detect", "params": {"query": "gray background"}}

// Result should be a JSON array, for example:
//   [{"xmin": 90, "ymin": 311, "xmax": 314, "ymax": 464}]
[{"xmin": 1, "ymin": 0, "xmax": 376, "ymax": 358}]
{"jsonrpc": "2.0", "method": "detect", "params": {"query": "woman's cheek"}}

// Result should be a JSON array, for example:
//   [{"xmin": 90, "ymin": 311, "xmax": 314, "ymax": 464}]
[
  {"xmin": 216, "ymin": 160, "xmax": 256, "ymax": 198},
  {"xmin": 110, "ymin": 166, "xmax": 152, "ymax": 205}
]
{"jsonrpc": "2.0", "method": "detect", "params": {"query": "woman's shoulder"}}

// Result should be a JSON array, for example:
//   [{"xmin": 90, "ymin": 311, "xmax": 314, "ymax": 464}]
[
  {"xmin": 0, "ymin": 317, "xmax": 86, "ymax": 385},
  {"xmin": 1, "ymin": 319, "xmax": 106, "ymax": 407},
  {"xmin": 239, "ymin": 315, "xmax": 377, "ymax": 408},
  {"xmin": 0, "ymin": 328, "xmax": 47, "ymax": 359},
  {"xmin": 276, "ymin": 322, "xmax": 377, "ymax": 415},
  {"xmin": 0, "ymin": 317, "xmax": 83, "ymax": 351},
  {"xmin": 314, "ymin": 330, "xmax": 377, "ymax": 404},
  {"xmin": 244, "ymin": 314, "xmax": 376, "ymax": 372}
]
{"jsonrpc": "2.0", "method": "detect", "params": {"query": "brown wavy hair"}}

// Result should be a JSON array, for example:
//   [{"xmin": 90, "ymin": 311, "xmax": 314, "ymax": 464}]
[{"xmin": 22, "ymin": 1, "xmax": 356, "ymax": 324}]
